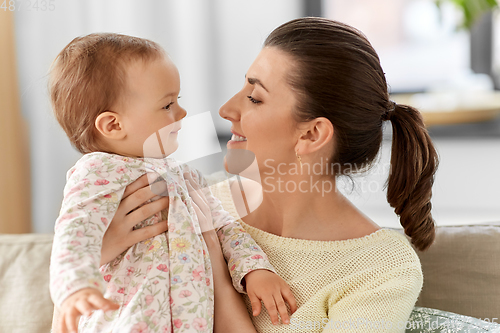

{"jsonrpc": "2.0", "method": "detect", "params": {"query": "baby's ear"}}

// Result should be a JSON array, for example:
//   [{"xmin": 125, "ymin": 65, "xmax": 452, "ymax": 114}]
[{"xmin": 95, "ymin": 111, "xmax": 126, "ymax": 140}]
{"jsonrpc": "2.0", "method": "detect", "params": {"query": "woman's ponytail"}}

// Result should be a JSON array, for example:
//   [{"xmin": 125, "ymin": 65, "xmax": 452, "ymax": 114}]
[{"xmin": 385, "ymin": 103, "xmax": 439, "ymax": 251}]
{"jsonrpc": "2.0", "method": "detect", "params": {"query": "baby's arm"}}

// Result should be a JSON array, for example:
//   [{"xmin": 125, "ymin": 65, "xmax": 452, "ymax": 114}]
[
  {"xmin": 50, "ymin": 155, "xmax": 139, "ymax": 329},
  {"xmin": 184, "ymin": 170, "xmax": 276, "ymax": 287},
  {"xmin": 185, "ymin": 171, "xmax": 297, "ymax": 324}
]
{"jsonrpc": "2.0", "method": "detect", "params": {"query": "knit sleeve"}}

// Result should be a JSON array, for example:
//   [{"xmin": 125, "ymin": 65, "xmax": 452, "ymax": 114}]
[
  {"xmin": 322, "ymin": 264, "xmax": 423, "ymax": 333},
  {"xmin": 49, "ymin": 154, "xmax": 142, "ymax": 308}
]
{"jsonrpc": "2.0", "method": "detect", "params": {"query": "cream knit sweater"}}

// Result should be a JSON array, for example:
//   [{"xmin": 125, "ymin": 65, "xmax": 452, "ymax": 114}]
[{"xmin": 208, "ymin": 174, "xmax": 423, "ymax": 333}]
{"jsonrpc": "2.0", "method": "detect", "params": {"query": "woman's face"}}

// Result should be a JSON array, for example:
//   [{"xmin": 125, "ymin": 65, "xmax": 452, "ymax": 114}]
[{"xmin": 219, "ymin": 47, "xmax": 300, "ymax": 175}]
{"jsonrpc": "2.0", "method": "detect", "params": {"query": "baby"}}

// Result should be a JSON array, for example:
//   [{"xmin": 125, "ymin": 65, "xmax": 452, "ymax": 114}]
[{"xmin": 48, "ymin": 33, "xmax": 294, "ymax": 333}]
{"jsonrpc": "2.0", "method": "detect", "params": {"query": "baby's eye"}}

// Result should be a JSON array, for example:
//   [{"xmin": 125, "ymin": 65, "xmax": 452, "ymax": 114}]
[
  {"xmin": 247, "ymin": 95, "xmax": 261, "ymax": 104},
  {"xmin": 162, "ymin": 102, "xmax": 174, "ymax": 110}
]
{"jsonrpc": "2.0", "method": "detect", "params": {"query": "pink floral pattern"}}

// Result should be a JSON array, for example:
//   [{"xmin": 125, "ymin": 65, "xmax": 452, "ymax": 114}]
[{"xmin": 50, "ymin": 152, "xmax": 275, "ymax": 333}]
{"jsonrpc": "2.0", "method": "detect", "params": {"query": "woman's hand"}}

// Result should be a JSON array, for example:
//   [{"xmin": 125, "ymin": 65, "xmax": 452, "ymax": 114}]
[{"xmin": 100, "ymin": 174, "xmax": 169, "ymax": 266}]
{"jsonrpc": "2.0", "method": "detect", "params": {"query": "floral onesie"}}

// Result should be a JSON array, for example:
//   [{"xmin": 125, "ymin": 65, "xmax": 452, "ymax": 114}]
[{"xmin": 49, "ymin": 152, "xmax": 275, "ymax": 333}]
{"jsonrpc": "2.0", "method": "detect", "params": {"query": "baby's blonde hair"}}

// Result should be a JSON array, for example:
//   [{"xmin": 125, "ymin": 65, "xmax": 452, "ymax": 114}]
[{"xmin": 49, "ymin": 33, "xmax": 166, "ymax": 153}]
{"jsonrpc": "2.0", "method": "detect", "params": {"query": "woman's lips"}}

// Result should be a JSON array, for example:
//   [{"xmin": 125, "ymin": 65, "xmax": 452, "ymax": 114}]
[{"xmin": 230, "ymin": 129, "xmax": 246, "ymax": 138}]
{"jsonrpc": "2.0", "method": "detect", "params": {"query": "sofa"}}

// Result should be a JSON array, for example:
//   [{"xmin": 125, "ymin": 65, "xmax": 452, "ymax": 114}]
[{"xmin": 1, "ymin": 224, "xmax": 500, "ymax": 333}]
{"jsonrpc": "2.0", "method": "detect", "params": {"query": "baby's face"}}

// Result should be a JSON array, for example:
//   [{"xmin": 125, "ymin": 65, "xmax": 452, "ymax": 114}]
[{"xmin": 117, "ymin": 55, "xmax": 186, "ymax": 158}]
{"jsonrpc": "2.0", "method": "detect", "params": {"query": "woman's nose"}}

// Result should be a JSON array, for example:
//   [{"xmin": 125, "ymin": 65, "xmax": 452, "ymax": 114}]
[
  {"xmin": 176, "ymin": 106, "xmax": 187, "ymax": 121},
  {"xmin": 219, "ymin": 93, "xmax": 241, "ymax": 122}
]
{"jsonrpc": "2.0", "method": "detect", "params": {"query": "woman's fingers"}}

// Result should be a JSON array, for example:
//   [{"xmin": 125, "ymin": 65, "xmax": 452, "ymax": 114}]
[
  {"xmin": 186, "ymin": 181, "xmax": 208, "ymax": 228},
  {"xmin": 185, "ymin": 175, "xmax": 213, "ymax": 232},
  {"xmin": 119, "ymin": 172, "xmax": 168, "ymax": 219},
  {"xmin": 128, "ymin": 220, "xmax": 168, "ymax": 245},
  {"xmin": 125, "ymin": 196, "xmax": 169, "ymax": 224},
  {"xmin": 184, "ymin": 173, "xmax": 211, "ymax": 216},
  {"xmin": 118, "ymin": 185, "xmax": 161, "ymax": 217},
  {"xmin": 100, "ymin": 174, "xmax": 170, "ymax": 266},
  {"xmin": 122, "ymin": 174, "xmax": 149, "ymax": 199},
  {"xmin": 101, "ymin": 197, "xmax": 167, "ymax": 266},
  {"xmin": 101, "ymin": 174, "xmax": 169, "ymax": 265},
  {"xmin": 196, "ymin": 193, "xmax": 211, "ymax": 225}
]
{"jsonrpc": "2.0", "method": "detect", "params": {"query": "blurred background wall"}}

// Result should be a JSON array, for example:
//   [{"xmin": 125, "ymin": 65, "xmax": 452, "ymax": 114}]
[
  {"xmin": 0, "ymin": 11, "xmax": 30, "ymax": 233},
  {"xmin": 2, "ymin": 0, "xmax": 499, "ymax": 233}
]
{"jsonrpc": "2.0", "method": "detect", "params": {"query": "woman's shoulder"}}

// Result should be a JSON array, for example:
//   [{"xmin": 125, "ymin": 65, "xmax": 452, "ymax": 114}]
[
  {"xmin": 331, "ymin": 228, "xmax": 422, "ymax": 284},
  {"xmin": 348, "ymin": 227, "xmax": 421, "ymax": 263},
  {"xmin": 354, "ymin": 228, "xmax": 423, "ymax": 279}
]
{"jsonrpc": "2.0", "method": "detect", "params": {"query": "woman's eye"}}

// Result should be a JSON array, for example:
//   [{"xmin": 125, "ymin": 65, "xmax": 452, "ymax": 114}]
[
  {"xmin": 247, "ymin": 95, "xmax": 262, "ymax": 104},
  {"xmin": 162, "ymin": 102, "xmax": 174, "ymax": 110}
]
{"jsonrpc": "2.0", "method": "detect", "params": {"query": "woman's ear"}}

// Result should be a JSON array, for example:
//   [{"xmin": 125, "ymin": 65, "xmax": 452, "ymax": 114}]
[
  {"xmin": 95, "ymin": 111, "xmax": 126, "ymax": 140},
  {"xmin": 295, "ymin": 117, "xmax": 334, "ymax": 155}
]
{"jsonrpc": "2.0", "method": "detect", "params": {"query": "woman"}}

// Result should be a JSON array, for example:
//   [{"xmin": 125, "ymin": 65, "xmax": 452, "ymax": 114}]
[{"xmin": 59, "ymin": 18, "xmax": 438, "ymax": 332}]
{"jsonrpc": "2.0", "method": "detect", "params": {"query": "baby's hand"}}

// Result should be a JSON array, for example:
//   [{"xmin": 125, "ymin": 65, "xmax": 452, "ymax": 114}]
[
  {"xmin": 57, "ymin": 288, "xmax": 119, "ymax": 333},
  {"xmin": 244, "ymin": 269, "xmax": 297, "ymax": 325}
]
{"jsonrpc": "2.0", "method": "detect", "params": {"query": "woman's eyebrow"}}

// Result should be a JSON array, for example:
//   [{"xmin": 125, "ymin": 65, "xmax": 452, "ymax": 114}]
[{"xmin": 245, "ymin": 75, "xmax": 269, "ymax": 92}]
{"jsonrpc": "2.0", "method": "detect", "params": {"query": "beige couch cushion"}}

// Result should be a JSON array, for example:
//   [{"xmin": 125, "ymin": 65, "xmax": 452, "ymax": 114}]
[
  {"xmin": 0, "ymin": 233, "xmax": 53, "ymax": 333},
  {"xmin": 395, "ymin": 224, "xmax": 500, "ymax": 320},
  {"xmin": 1, "ymin": 224, "xmax": 499, "ymax": 332}
]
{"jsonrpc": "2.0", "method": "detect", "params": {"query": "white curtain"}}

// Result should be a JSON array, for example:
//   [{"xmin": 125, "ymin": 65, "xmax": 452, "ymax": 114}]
[{"xmin": 14, "ymin": 0, "xmax": 302, "ymax": 232}]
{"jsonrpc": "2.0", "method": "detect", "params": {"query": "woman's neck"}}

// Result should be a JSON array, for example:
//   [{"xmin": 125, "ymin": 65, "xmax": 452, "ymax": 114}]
[
  {"xmin": 239, "ymin": 173, "xmax": 367, "ymax": 240},
  {"xmin": 235, "ymin": 171, "xmax": 382, "ymax": 241}
]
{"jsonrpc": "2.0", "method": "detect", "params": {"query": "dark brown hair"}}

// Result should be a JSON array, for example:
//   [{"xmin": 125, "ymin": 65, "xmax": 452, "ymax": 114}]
[
  {"xmin": 265, "ymin": 17, "xmax": 438, "ymax": 251},
  {"xmin": 49, "ymin": 33, "xmax": 165, "ymax": 153}
]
